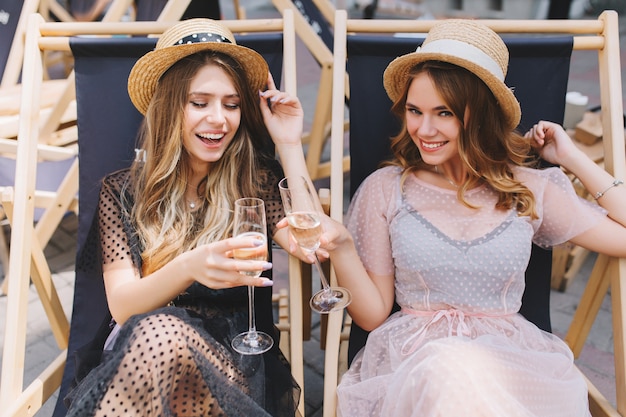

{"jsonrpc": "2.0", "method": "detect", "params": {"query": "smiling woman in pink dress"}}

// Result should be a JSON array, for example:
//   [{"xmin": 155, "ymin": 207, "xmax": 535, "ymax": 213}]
[{"xmin": 306, "ymin": 19, "xmax": 626, "ymax": 416}]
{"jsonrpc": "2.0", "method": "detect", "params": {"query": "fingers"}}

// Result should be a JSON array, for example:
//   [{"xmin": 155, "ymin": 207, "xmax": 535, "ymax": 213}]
[
  {"xmin": 259, "ymin": 89, "xmax": 298, "ymax": 107},
  {"xmin": 196, "ymin": 237, "xmax": 273, "ymax": 288},
  {"xmin": 267, "ymin": 72, "xmax": 277, "ymax": 90}
]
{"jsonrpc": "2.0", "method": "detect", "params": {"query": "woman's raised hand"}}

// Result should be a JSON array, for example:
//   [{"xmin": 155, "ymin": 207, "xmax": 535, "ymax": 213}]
[
  {"xmin": 259, "ymin": 72, "xmax": 303, "ymax": 146},
  {"xmin": 524, "ymin": 120, "xmax": 585, "ymax": 169}
]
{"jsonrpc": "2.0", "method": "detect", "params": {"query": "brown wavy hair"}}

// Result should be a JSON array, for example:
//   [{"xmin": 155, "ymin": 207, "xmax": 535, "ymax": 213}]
[
  {"xmin": 385, "ymin": 61, "xmax": 539, "ymax": 218},
  {"xmin": 125, "ymin": 51, "xmax": 274, "ymax": 275}
]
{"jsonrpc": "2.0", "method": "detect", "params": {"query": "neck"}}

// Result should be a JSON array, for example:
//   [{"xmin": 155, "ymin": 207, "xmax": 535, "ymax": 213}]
[{"xmin": 435, "ymin": 165, "xmax": 461, "ymax": 188}]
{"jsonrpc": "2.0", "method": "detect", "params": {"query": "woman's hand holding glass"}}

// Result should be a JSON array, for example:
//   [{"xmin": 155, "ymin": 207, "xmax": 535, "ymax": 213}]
[{"xmin": 279, "ymin": 176, "xmax": 352, "ymax": 313}]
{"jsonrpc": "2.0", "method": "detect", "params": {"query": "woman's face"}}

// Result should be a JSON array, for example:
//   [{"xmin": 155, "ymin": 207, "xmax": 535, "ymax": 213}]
[
  {"xmin": 182, "ymin": 64, "xmax": 241, "ymax": 174},
  {"xmin": 405, "ymin": 72, "xmax": 463, "ymax": 167}
]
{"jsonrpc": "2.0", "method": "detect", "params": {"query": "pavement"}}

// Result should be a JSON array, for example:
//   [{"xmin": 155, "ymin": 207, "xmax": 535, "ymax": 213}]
[{"xmin": 0, "ymin": 1, "xmax": 625, "ymax": 416}]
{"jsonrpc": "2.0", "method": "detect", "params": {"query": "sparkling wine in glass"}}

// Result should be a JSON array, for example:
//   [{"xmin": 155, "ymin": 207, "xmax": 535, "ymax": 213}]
[
  {"xmin": 278, "ymin": 176, "xmax": 351, "ymax": 313},
  {"xmin": 231, "ymin": 197, "xmax": 274, "ymax": 355}
]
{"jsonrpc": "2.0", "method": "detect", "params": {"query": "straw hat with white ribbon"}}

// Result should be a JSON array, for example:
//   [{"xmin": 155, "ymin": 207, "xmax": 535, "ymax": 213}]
[{"xmin": 383, "ymin": 19, "xmax": 521, "ymax": 129}]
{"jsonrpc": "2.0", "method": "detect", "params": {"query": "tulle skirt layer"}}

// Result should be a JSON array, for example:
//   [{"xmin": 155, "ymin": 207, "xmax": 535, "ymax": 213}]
[{"xmin": 337, "ymin": 309, "xmax": 590, "ymax": 417}]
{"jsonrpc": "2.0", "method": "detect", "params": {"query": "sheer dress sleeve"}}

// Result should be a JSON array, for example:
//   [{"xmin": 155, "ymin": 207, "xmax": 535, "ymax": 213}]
[
  {"xmin": 345, "ymin": 167, "xmax": 402, "ymax": 276},
  {"xmin": 520, "ymin": 166, "xmax": 607, "ymax": 248},
  {"xmin": 98, "ymin": 170, "xmax": 141, "ymax": 269}
]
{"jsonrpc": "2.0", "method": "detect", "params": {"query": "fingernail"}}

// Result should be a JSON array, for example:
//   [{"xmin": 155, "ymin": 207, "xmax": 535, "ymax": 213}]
[
  {"xmin": 261, "ymin": 278, "xmax": 274, "ymax": 287},
  {"xmin": 262, "ymin": 262, "xmax": 273, "ymax": 270},
  {"xmin": 253, "ymin": 238, "xmax": 264, "ymax": 247}
]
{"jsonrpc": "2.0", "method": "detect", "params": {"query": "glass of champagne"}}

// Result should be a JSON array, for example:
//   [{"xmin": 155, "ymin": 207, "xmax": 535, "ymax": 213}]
[
  {"xmin": 231, "ymin": 197, "xmax": 274, "ymax": 355},
  {"xmin": 278, "ymin": 176, "xmax": 351, "ymax": 313}
]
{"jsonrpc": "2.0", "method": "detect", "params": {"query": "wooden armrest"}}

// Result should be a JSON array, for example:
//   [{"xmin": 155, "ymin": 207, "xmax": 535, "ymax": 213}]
[{"xmin": 319, "ymin": 187, "xmax": 330, "ymax": 216}]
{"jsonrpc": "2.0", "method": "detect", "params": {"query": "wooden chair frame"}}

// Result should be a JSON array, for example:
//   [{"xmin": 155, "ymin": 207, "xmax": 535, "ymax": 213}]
[
  {"xmin": 272, "ymin": 0, "xmax": 350, "ymax": 181},
  {"xmin": 0, "ymin": 10, "xmax": 307, "ymax": 417},
  {"xmin": 323, "ymin": 10, "xmax": 626, "ymax": 417}
]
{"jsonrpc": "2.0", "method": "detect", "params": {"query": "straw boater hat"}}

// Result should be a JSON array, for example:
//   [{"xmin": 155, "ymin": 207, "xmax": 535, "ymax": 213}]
[
  {"xmin": 128, "ymin": 18, "xmax": 269, "ymax": 115},
  {"xmin": 383, "ymin": 19, "xmax": 521, "ymax": 130}
]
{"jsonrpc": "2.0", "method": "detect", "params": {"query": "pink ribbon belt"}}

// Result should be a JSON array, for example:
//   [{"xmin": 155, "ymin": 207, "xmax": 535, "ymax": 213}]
[{"xmin": 400, "ymin": 307, "xmax": 514, "ymax": 355}]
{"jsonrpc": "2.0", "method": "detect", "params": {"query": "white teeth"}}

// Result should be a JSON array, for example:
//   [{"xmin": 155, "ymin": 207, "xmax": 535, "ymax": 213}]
[
  {"xmin": 198, "ymin": 133, "xmax": 224, "ymax": 140},
  {"xmin": 422, "ymin": 141, "xmax": 446, "ymax": 149}
]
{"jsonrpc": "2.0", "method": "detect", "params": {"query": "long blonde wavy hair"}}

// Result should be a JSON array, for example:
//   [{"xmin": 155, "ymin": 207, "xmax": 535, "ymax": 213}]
[
  {"xmin": 125, "ymin": 51, "xmax": 274, "ymax": 275},
  {"xmin": 386, "ymin": 61, "xmax": 539, "ymax": 218}
]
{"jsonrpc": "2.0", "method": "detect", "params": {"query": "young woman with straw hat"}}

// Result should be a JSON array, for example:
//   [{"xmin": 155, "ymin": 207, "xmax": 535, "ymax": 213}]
[
  {"xmin": 305, "ymin": 19, "xmax": 626, "ymax": 416},
  {"xmin": 65, "ymin": 18, "xmax": 311, "ymax": 416}
]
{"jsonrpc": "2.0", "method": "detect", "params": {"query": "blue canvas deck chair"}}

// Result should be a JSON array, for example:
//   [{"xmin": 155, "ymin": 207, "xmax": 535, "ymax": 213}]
[
  {"xmin": 0, "ymin": 10, "xmax": 308, "ymax": 417},
  {"xmin": 322, "ymin": 10, "xmax": 626, "ymax": 417}
]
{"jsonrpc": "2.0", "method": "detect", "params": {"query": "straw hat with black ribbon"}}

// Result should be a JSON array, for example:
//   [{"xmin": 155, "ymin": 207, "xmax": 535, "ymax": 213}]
[
  {"xmin": 383, "ymin": 19, "xmax": 521, "ymax": 130},
  {"xmin": 128, "ymin": 18, "xmax": 269, "ymax": 115}
]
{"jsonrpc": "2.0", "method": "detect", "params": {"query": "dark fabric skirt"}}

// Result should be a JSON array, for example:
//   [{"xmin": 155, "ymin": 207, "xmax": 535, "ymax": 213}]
[{"xmin": 65, "ymin": 285, "xmax": 300, "ymax": 417}]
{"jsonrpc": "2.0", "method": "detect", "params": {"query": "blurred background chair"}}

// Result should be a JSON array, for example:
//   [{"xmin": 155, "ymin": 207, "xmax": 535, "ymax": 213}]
[{"xmin": 322, "ymin": 9, "xmax": 626, "ymax": 417}]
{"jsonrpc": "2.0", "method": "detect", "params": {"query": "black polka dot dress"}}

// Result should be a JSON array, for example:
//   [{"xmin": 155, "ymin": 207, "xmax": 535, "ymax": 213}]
[{"xmin": 65, "ymin": 165, "xmax": 300, "ymax": 417}]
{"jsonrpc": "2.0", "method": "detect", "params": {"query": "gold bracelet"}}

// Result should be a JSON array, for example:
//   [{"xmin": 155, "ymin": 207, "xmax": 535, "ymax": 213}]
[{"xmin": 594, "ymin": 179, "xmax": 624, "ymax": 200}]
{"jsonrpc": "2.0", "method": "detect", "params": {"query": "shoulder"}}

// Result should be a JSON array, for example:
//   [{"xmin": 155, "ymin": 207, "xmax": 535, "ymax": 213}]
[
  {"xmin": 512, "ymin": 165, "xmax": 570, "ymax": 191},
  {"xmin": 102, "ymin": 168, "xmax": 131, "ymax": 187},
  {"xmin": 359, "ymin": 166, "xmax": 402, "ymax": 190},
  {"xmin": 354, "ymin": 166, "xmax": 403, "ymax": 202},
  {"xmin": 101, "ymin": 168, "xmax": 133, "ymax": 204}
]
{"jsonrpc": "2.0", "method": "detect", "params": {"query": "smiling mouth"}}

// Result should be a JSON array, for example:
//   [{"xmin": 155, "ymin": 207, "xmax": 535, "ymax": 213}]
[
  {"xmin": 421, "ymin": 140, "xmax": 448, "ymax": 150},
  {"xmin": 197, "ymin": 132, "xmax": 224, "ymax": 144}
]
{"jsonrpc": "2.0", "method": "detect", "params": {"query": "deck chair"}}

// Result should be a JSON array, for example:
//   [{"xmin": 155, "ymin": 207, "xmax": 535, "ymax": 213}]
[
  {"xmin": 272, "ymin": 0, "xmax": 350, "ymax": 181},
  {"xmin": 0, "ymin": 11, "xmax": 308, "ymax": 417},
  {"xmin": 0, "ymin": 0, "xmax": 147, "ymax": 292},
  {"xmin": 322, "ymin": 10, "xmax": 626, "ymax": 417}
]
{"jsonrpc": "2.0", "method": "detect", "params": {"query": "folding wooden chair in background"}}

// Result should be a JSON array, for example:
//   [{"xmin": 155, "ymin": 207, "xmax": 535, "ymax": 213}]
[
  {"xmin": 322, "ymin": 10, "xmax": 625, "ymax": 417},
  {"xmin": 0, "ymin": 0, "xmax": 141, "ymax": 295},
  {"xmin": 0, "ymin": 8, "xmax": 308, "ymax": 417},
  {"xmin": 272, "ymin": 0, "xmax": 350, "ymax": 181}
]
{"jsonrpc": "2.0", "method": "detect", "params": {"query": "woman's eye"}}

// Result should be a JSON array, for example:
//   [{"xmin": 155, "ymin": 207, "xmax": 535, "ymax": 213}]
[
  {"xmin": 224, "ymin": 103, "xmax": 240, "ymax": 110},
  {"xmin": 191, "ymin": 101, "xmax": 206, "ymax": 108},
  {"xmin": 439, "ymin": 110, "xmax": 453, "ymax": 117},
  {"xmin": 407, "ymin": 107, "xmax": 421, "ymax": 115}
]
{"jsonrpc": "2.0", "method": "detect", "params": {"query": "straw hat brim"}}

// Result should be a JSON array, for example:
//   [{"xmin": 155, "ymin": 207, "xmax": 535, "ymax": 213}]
[
  {"xmin": 383, "ymin": 51, "xmax": 521, "ymax": 130},
  {"xmin": 128, "ymin": 42, "xmax": 269, "ymax": 115}
]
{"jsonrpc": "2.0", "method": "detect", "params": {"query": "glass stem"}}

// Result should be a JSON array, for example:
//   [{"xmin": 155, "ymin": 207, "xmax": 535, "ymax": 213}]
[
  {"xmin": 246, "ymin": 285, "xmax": 257, "ymax": 337},
  {"xmin": 313, "ymin": 253, "xmax": 332, "ymax": 295}
]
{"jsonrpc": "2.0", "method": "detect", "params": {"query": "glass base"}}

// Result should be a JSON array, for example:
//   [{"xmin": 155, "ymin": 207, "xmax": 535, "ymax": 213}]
[
  {"xmin": 310, "ymin": 287, "xmax": 352, "ymax": 314},
  {"xmin": 231, "ymin": 331, "xmax": 274, "ymax": 355}
]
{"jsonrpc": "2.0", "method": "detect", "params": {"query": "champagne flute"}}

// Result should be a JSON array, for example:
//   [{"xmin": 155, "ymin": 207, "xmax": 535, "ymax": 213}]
[
  {"xmin": 278, "ymin": 176, "xmax": 352, "ymax": 313},
  {"xmin": 231, "ymin": 197, "xmax": 274, "ymax": 355}
]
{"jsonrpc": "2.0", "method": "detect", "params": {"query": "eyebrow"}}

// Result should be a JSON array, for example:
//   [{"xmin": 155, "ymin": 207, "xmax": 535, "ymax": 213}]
[
  {"xmin": 189, "ymin": 92, "xmax": 240, "ymax": 99},
  {"xmin": 406, "ymin": 102, "xmax": 449, "ymax": 111}
]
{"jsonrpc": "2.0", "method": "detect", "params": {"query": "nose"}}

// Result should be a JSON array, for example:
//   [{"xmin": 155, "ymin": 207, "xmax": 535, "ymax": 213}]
[
  {"xmin": 417, "ymin": 115, "xmax": 437, "ymax": 137},
  {"xmin": 205, "ymin": 103, "xmax": 226, "ymax": 124}
]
